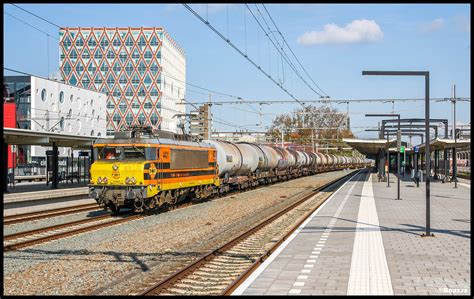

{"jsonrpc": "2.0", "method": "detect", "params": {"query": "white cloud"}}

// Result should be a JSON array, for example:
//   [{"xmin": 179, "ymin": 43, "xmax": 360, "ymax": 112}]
[
  {"xmin": 297, "ymin": 19, "xmax": 384, "ymax": 46},
  {"xmin": 419, "ymin": 18, "xmax": 444, "ymax": 33}
]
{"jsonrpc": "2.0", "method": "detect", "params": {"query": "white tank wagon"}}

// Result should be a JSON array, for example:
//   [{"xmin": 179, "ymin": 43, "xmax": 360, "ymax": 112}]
[
  {"xmin": 271, "ymin": 146, "xmax": 289, "ymax": 170},
  {"xmin": 308, "ymin": 152, "xmax": 320, "ymax": 167},
  {"xmin": 203, "ymin": 140, "xmax": 242, "ymax": 178},
  {"xmin": 316, "ymin": 153, "xmax": 327, "ymax": 168},
  {"xmin": 258, "ymin": 145, "xmax": 280, "ymax": 172},
  {"xmin": 234, "ymin": 143, "xmax": 260, "ymax": 175},
  {"xmin": 288, "ymin": 149, "xmax": 305, "ymax": 168},
  {"xmin": 284, "ymin": 148, "xmax": 297, "ymax": 168}
]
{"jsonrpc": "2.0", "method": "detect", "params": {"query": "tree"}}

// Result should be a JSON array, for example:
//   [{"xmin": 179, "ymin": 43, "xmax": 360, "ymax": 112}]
[{"xmin": 268, "ymin": 105, "xmax": 355, "ymax": 152}]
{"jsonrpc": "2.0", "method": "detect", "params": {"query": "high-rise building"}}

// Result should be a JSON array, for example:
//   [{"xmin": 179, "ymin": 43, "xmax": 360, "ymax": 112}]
[
  {"xmin": 189, "ymin": 104, "xmax": 210, "ymax": 140},
  {"xmin": 59, "ymin": 27, "xmax": 186, "ymax": 135}
]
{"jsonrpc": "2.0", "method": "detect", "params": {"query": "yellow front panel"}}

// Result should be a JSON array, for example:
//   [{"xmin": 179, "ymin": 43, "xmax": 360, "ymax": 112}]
[{"xmin": 90, "ymin": 161, "xmax": 146, "ymax": 186}]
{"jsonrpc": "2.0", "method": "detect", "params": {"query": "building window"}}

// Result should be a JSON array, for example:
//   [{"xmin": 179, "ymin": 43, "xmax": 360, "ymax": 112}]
[
  {"xmin": 82, "ymin": 76, "xmax": 90, "ymax": 86},
  {"xmin": 94, "ymin": 50, "xmax": 103, "ymax": 60},
  {"xmin": 119, "ymin": 75, "xmax": 127, "ymax": 84},
  {"xmin": 132, "ymin": 74, "xmax": 140, "ymax": 85},
  {"xmin": 144, "ymin": 50, "xmax": 152, "ymax": 59},
  {"xmin": 125, "ymin": 36, "xmax": 133, "ymax": 47},
  {"xmin": 106, "ymin": 100, "xmax": 115, "ymax": 111},
  {"xmin": 113, "ymin": 113, "xmax": 121, "ymax": 124},
  {"xmin": 82, "ymin": 50, "xmax": 90, "ymax": 59},
  {"xmin": 76, "ymin": 37, "xmax": 84, "ymax": 47},
  {"xmin": 59, "ymin": 91, "xmax": 64, "ymax": 103},
  {"xmin": 132, "ymin": 49, "xmax": 140, "ymax": 60},
  {"xmin": 94, "ymin": 76, "xmax": 103, "ymax": 85},
  {"xmin": 150, "ymin": 89, "xmax": 159, "ymax": 97},
  {"xmin": 113, "ymin": 63, "xmax": 121, "ymax": 73},
  {"xmin": 100, "ymin": 38, "xmax": 109, "ymax": 48},
  {"xmin": 150, "ymin": 113, "xmax": 159, "ymax": 125},
  {"xmin": 125, "ymin": 113, "xmax": 133, "ymax": 125},
  {"xmin": 41, "ymin": 89, "xmax": 47, "ymax": 102},
  {"xmin": 113, "ymin": 38, "xmax": 121, "ymax": 47},
  {"xmin": 119, "ymin": 51, "xmax": 128, "ymax": 64},
  {"xmin": 59, "ymin": 117, "xmax": 65, "ymax": 130},
  {"xmin": 107, "ymin": 50, "xmax": 115, "ymax": 60},
  {"xmin": 125, "ymin": 63, "xmax": 134, "ymax": 77},
  {"xmin": 70, "ymin": 50, "xmax": 78, "ymax": 59},
  {"xmin": 88, "ymin": 63, "xmax": 96, "ymax": 73},
  {"xmin": 100, "ymin": 64, "xmax": 109, "ymax": 73},
  {"xmin": 88, "ymin": 38, "xmax": 97, "ymax": 47}
]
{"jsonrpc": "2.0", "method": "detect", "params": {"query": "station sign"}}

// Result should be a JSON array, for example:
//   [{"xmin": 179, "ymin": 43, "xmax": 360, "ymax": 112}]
[
  {"xmin": 400, "ymin": 145, "xmax": 405, "ymax": 153},
  {"xmin": 414, "ymin": 146, "xmax": 419, "ymax": 153},
  {"xmin": 79, "ymin": 151, "xmax": 89, "ymax": 157},
  {"xmin": 396, "ymin": 130, "xmax": 401, "ymax": 151}
]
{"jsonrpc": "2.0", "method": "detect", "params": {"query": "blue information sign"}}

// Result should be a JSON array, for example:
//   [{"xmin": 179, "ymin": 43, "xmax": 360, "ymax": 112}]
[{"xmin": 414, "ymin": 146, "xmax": 419, "ymax": 153}]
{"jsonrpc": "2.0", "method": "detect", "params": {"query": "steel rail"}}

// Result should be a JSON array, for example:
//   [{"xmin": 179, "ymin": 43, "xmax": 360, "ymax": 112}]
[
  {"xmin": 3, "ymin": 213, "xmax": 142, "ymax": 251},
  {"xmin": 3, "ymin": 203, "xmax": 101, "ymax": 225},
  {"xmin": 139, "ymin": 169, "xmax": 361, "ymax": 295}
]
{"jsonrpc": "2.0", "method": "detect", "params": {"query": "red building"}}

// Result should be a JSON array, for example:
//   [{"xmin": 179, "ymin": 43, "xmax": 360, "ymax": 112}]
[{"xmin": 3, "ymin": 84, "xmax": 16, "ymax": 169}]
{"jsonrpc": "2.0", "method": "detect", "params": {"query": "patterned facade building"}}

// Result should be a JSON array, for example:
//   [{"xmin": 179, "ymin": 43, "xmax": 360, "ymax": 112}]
[{"xmin": 59, "ymin": 27, "xmax": 186, "ymax": 135}]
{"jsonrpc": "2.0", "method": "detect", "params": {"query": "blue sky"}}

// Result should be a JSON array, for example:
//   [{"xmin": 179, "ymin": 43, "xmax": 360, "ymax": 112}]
[{"xmin": 3, "ymin": 3, "xmax": 471, "ymax": 143}]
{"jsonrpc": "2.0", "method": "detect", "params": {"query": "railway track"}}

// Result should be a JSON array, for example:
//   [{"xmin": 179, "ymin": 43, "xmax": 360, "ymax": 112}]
[
  {"xmin": 138, "ymin": 169, "xmax": 361, "ymax": 296},
  {"xmin": 3, "ymin": 203, "xmax": 102, "ymax": 226},
  {"xmin": 3, "ymin": 212, "xmax": 144, "ymax": 252}
]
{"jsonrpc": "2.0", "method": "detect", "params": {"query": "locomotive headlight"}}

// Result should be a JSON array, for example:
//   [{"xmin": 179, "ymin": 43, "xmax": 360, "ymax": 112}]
[
  {"xmin": 97, "ymin": 177, "xmax": 102, "ymax": 184},
  {"xmin": 102, "ymin": 177, "xmax": 108, "ymax": 184}
]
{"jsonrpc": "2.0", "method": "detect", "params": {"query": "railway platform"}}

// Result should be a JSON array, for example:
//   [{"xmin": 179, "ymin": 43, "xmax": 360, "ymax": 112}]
[
  {"xmin": 3, "ymin": 182, "xmax": 93, "ymax": 217},
  {"xmin": 233, "ymin": 169, "xmax": 470, "ymax": 295}
]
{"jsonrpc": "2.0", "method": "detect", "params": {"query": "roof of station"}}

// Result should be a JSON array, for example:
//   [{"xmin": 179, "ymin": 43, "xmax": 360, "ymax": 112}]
[
  {"xmin": 3, "ymin": 128, "xmax": 98, "ymax": 148},
  {"xmin": 342, "ymin": 138, "xmax": 397, "ymax": 155},
  {"xmin": 416, "ymin": 138, "xmax": 471, "ymax": 152}
]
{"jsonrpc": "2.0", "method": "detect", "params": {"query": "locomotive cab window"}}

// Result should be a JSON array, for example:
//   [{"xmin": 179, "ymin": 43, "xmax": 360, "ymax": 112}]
[
  {"xmin": 95, "ymin": 146, "xmax": 156, "ymax": 161},
  {"xmin": 95, "ymin": 147, "xmax": 122, "ymax": 160}
]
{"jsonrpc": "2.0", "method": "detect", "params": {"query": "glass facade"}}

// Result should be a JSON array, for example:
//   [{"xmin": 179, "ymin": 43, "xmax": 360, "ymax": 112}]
[
  {"xmin": 59, "ymin": 27, "xmax": 183, "ymax": 135},
  {"xmin": 3, "ymin": 76, "xmax": 32, "ymax": 165}
]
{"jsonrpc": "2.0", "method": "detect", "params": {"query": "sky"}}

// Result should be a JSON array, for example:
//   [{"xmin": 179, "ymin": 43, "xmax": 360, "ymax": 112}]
[{"xmin": 3, "ymin": 3, "xmax": 471, "ymax": 144}]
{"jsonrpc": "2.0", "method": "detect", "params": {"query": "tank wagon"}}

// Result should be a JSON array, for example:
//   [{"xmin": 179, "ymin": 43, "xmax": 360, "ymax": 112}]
[{"xmin": 88, "ymin": 129, "xmax": 371, "ymax": 213}]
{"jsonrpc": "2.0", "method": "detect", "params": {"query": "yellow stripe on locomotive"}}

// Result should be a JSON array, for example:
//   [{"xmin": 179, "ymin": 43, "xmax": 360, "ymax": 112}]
[{"xmin": 89, "ymin": 141, "xmax": 219, "ymax": 212}]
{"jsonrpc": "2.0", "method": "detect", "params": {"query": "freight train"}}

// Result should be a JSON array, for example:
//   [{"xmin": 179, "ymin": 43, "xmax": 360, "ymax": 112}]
[{"xmin": 88, "ymin": 128, "xmax": 371, "ymax": 213}]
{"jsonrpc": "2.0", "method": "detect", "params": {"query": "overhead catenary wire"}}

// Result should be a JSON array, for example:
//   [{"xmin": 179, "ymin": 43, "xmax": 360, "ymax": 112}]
[
  {"xmin": 4, "ymin": 11, "xmax": 59, "ymax": 40},
  {"xmin": 182, "ymin": 3, "xmax": 307, "ymax": 108},
  {"xmin": 261, "ymin": 4, "xmax": 329, "ymax": 97},
  {"xmin": 247, "ymin": 4, "xmax": 324, "ymax": 99},
  {"xmin": 10, "ymin": 3, "xmax": 62, "ymax": 29}
]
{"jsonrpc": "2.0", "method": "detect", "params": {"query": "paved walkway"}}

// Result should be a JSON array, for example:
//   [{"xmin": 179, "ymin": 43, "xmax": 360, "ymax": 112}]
[{"xmin": 233, "ymin": 168, "xmax": 470, "ymax": 295}]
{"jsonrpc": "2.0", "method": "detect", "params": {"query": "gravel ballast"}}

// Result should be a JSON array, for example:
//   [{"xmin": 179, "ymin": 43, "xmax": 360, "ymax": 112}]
[{"xmin": 3, "ymin": 170, "xmax": 354, "ymax": 295}]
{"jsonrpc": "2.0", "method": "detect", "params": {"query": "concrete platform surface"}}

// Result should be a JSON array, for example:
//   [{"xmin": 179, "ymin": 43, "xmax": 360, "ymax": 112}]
[
  {"xmin": 233, "ymin": 168, "xmax": 470, "ymax": 296},
  {"xmin": 4, "ymin": 182, "xmax": 88, "ymax": 203}
]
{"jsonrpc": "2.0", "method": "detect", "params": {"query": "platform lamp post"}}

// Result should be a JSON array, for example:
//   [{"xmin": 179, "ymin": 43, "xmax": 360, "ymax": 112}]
[
  {"xmin": 366, "ymin": 114, "xmax": 401, "ymax": 200},
  {"xmin": 362, "ymin": 70, "xmax": 433, "ymax": 237}
]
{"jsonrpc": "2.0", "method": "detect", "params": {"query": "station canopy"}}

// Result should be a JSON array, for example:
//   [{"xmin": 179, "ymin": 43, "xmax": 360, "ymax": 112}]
[
  {"xmin": 3, "ymin": 128, "xmax": 97, "ymax": 148},
  {"xmin": 415, "ymin": 137, "xmax": 471, "ymax": 152},
  {"xmin": 342, "ymin": 138, "xmax": 397, "ymax": 156}
]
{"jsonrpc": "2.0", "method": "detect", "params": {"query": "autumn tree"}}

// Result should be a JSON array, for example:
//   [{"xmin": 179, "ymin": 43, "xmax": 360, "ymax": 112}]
[{"xmin": 268, "ymin": 104, "xmax": 355, "ymax": 153}]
